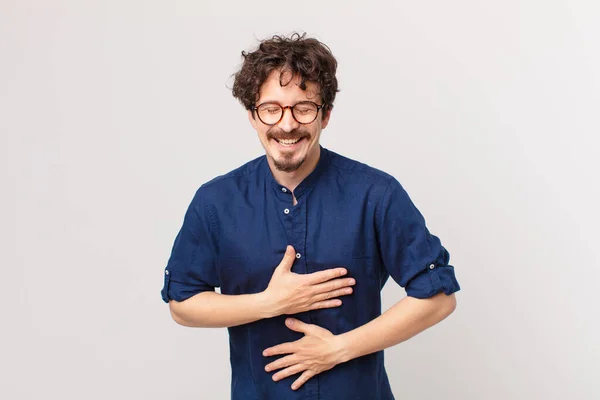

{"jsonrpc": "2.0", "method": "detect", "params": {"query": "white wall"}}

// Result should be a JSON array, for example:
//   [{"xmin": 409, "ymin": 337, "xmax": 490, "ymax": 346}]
[{"xmin": 1, "ymin": 1, "xmax": 598, "ymax": 399}]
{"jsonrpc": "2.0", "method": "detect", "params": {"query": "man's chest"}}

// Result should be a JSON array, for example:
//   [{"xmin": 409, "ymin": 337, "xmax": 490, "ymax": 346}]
[{"xmin": 214, "ymin": 190, "xmax": 382, "ymax": 294}]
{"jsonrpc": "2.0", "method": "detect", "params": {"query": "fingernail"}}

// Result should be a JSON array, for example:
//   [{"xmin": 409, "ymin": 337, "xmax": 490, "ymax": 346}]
[
  {"xmin": 340, "ymin": 269, "xmax": 347, "ymax": 276},
  {"xmin": 349, "ymin": 279, "xmax": 355, "ymax": 285},
  {"xmin": 286, "ymin": 318, "xmax": 293, "ymax": 325}
]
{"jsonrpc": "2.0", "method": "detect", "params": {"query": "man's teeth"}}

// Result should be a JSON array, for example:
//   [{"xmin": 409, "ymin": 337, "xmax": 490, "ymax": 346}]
[{"xmin": 277, "ymin": 138, "xmax": 301, "ymax": 145}]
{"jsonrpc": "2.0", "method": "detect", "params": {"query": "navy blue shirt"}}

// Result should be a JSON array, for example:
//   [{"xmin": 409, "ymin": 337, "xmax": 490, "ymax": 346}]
[{"xmin": 161, "ymin": 147, "xmax": 460, "ymax": 400}]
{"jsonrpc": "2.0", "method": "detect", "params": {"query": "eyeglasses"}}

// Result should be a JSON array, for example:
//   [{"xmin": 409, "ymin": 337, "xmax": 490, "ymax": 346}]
[{"xmin": 252, "ymin": 101, "xmax": 324, "ymax": 125}]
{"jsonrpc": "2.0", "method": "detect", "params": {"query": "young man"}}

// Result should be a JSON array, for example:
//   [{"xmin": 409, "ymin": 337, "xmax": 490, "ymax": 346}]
[{"xmin": 161, "ymin": 33, "xmax": 460, "ymax": 400}]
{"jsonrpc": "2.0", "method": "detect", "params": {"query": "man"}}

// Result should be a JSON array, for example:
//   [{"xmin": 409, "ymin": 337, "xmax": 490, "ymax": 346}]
[{"xmin": 161, "ymin": 33, "xmax": 460, "ymax": 400}]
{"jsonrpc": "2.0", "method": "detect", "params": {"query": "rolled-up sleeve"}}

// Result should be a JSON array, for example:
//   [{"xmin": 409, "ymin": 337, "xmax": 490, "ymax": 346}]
[
  {"xmin": 161, "ymin": 187, "xmax": 220, "ymax": 303},
  {"xmin": 376, "ymin": 178, "xmax": 460, "ymax": 299}
]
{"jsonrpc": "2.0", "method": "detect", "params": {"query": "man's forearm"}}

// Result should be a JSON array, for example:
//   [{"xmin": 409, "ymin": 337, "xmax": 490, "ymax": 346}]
[
  {"xmin": 167, "ymin": 248, "xmax": 355, "ymax": 328},
  {"xmin": 169, "ymin": 291, "xmax": 274, "ymax": 328},
  {"xmin": 337, "ymin": 292, "xmax": 457, "ymax": 363}
]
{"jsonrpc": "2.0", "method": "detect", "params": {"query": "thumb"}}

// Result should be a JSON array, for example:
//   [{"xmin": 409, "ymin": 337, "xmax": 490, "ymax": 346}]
[
  {"xmin": 276, "ymin": 245, "xmax": 296, "ymax": 272},
  {"xmin": 285, "ymin": 318, "xmax": 324, "ymax": 336}
]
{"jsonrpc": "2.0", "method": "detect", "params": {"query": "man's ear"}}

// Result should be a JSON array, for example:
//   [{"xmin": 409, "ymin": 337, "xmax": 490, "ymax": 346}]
[
  {"xmin": 321, "ymin": 108, "xmax": 332, "ymax": 130},
  {"xmin": 247, "ymin": 109, "xmax": 258, "ymax": 130}
]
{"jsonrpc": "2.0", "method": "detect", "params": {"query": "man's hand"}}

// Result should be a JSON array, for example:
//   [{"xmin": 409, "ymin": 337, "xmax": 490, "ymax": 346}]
[
  {"xmin": 263, "ymin": 318, "xmax": 348, "ymax": 390},
  {"xmin": 262, "ymin": 245, "xmax": 356, "ymax": 317}
]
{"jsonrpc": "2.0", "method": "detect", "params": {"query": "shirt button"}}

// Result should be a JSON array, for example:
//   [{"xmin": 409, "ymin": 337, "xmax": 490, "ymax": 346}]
[
  {"xmin": 429, "ymin": 263, "xmax": 435, "ymax": 270},
  {"xmin": 284, "ymin": 208, "xmax": 290, "ymax": 214},
  {"xmin": 296, "ymin": 253, "xmax": 301, "ymax": 259},
  {"xmin": 281, "ymin": 188, "xmax": 287, "ymax": 193},
  {"xmin": 165, "ymin": 270, "xmax": 169, "ymax": 275}
]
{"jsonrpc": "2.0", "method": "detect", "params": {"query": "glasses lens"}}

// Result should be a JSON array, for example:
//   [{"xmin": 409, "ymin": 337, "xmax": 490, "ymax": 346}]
[
  {"xmin": 292, "ymin": 102, "xmax": 319, "ymax": 124},
  {"xmin": 257, "ymin": 104, "xmax": 283, "ymax": 125}
]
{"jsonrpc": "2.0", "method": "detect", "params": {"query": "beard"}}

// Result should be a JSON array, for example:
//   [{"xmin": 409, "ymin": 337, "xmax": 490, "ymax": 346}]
[
  {"xmin": 267, "ymin": 127, "xmax": 310, "ymax": 173},
  {"xmin": 273, "ymin": 154, "xmax": 306, "ymax": 172}
]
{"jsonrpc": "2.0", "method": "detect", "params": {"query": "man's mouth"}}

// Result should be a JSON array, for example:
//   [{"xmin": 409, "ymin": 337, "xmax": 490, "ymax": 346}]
[{"xmin": 275, "ymin": 137, "xmax": 302, "ymax": 146}]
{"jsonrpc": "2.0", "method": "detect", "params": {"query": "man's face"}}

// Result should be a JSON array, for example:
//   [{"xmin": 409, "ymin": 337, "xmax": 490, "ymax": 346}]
[{"xmin": 248, "ymin": 69, "xmax": 331, "ymax": 173}]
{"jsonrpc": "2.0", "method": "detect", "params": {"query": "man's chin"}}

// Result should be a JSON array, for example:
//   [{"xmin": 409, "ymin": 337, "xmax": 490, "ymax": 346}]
[{"xmin": 272, "ymin": 155, "xmax": 305, "ymax": 173}]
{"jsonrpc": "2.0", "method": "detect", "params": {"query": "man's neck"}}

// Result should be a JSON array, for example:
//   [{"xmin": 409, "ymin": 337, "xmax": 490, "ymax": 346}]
[{"xmin": 268, "ymin": 147, "xmax": 321, "ymax": 193}]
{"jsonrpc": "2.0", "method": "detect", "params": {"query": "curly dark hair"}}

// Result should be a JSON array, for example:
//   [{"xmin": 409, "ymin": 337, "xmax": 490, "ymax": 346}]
[{"xmin": 232, "ymin": 32, "xmax": 339, "ymax": 117}]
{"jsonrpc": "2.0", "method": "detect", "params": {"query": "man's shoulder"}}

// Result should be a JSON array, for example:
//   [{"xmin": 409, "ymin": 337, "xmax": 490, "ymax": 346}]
[
  {"xmin": 326, "ymin": 148, "xmax": 395, "ymax": 187},
  {"xmin": 193, "ymin": 154, "xmax": 265, "ymax": 200}
]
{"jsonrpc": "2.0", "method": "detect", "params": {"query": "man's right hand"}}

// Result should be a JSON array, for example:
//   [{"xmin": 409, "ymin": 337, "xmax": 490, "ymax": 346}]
[{"xmin": 262, "ymin": 245, "xmax": 356, "ymax": 317}]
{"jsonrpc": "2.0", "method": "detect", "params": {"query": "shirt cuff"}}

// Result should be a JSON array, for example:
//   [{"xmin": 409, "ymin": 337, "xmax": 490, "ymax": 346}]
[
  {"xmin": 405, "ymin": 264, "xmax": 460, "ymax": 299},
  {"xmin": 161, "ymin": 269, "xmax": 215, "ymax": 303}
]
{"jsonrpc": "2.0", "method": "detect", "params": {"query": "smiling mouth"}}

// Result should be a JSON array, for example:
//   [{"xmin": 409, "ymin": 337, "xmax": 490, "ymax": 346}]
[{"xmin": 274, "ymin": 137, "xmax": 303, "ymax": 146}]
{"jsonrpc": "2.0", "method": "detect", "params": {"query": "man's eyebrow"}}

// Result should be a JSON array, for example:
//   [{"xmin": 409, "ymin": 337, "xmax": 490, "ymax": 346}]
[{"xmin": 257, "ymin": 99, "xmax": 313, "ymax": 105}]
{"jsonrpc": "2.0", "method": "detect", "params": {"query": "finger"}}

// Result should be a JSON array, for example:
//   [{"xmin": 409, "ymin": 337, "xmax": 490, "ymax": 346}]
[
  {"xmin": 272, "ymin": 363, "xmax": 307, "ymax": 382},
  {"xmin": 263, "ymin": 341, "xmax": 296, "ymax": 357},
  {"xmin": 275, "ymin": 245, "xmax": 296, "ymax": 273},
  {"xmin": 285, "ymin": 318, "xmax": 329, "ymax": 341},
  {"xmin": 312, "ymin": 277, "xmax": 356, "ymax": 295},
  {"xmin": 315, "ymin": 286, "xmax": 353, "ymax": 302},
  {"xmin": 292, "ymin": 370, "xmax": 316, "ymax": 390},
  {"xmin": 306, "ymin": 267, "xmax": 347, "ymax": 285},
  {"xmin": 309, "ymin": 299, "xmax": 342, "ymax": 310},
  {"xmin": 285, "ymin": 318, "xmax": 326, "ymax": 336},
  {"xmin": 265, "ymin": 354, "xmax": 298, "ymax": 372}
]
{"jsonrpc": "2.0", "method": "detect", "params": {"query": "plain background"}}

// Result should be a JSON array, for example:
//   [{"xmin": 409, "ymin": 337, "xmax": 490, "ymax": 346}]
[{"xmin": 1, "ymin": 1, "xmax": 599, "ymax": 399}]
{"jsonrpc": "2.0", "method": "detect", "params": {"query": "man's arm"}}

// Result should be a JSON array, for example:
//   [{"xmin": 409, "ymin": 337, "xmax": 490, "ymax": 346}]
[
  {"xmin": 337, "ymin": 292, "xmax": 456, "ymax": 362},
  {"xmin": 169, "ymin": 291, "xmax": 273, "ymax": 328},
  {"xmin": 263, "ymin": 292, "xmax": 456, "ymax": 390},
  {"xmin": 168, "ymin": 246, "xmax": 357, "ymax": 328}
]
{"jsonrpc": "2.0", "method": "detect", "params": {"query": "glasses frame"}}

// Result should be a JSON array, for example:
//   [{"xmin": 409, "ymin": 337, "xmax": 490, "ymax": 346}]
[{"xmin": 252, "ymin": 101, "xmax": 324, "ymax": 126}]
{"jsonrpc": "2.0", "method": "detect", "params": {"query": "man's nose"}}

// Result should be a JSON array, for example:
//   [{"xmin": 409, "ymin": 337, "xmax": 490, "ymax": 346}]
[{"xmin": 277, "ymin": 107, "xmax": 299, "ymax": 133}]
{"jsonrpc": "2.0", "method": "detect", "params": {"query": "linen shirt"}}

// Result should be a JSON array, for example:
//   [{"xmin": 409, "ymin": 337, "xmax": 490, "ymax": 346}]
[{"xmin": 161, "ymin": 146, "xmax": 460, "ymax": 400}]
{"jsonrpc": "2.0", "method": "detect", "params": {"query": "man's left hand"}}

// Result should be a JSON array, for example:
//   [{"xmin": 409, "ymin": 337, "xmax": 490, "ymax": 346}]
[{"xmin": 263, "ymin": 318, "xmax": 347, "ymax": 390}]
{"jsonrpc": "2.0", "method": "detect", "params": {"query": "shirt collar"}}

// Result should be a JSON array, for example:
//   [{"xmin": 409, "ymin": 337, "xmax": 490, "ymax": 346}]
[{"xmin": 264, "ymin": 145, "xmax": 330, "ymax": 200}]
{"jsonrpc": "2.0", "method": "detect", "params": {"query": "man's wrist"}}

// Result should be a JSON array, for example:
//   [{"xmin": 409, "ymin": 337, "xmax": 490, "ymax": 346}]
[
  {"xmin": 254, "ymin": 290, "xmax": 278, "ymax": 319},
  {"xmin": 333, "ymin": 333, "xmax": 354, "ymax": 364}
]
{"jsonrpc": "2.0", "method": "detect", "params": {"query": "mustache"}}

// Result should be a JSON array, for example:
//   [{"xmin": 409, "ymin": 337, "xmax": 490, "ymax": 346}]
[{"xmin": 266, "ymin": 128, "xmax": 310, "ymax": 141}]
